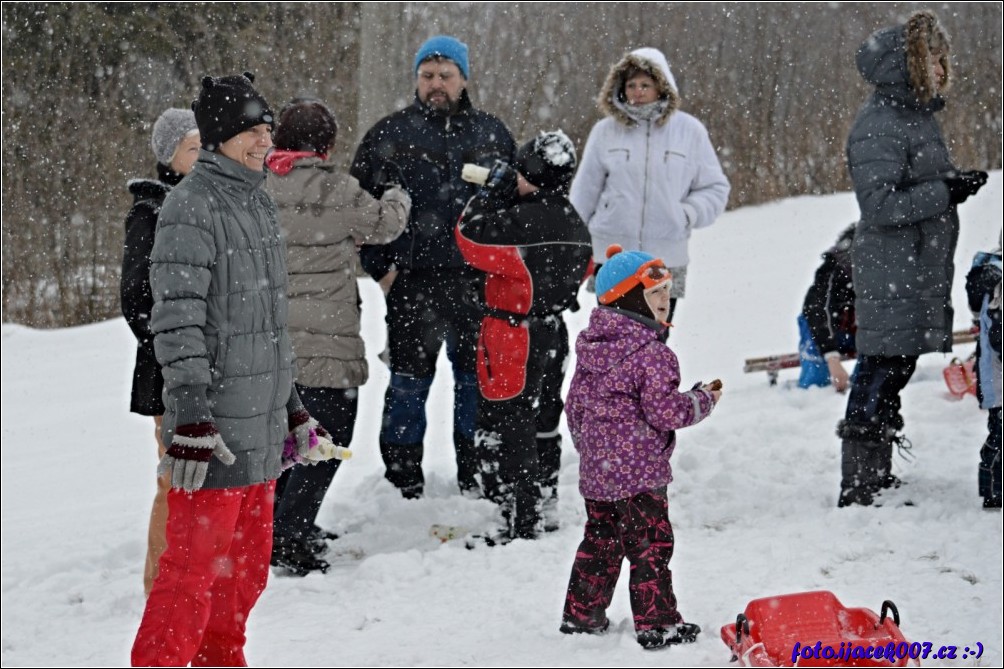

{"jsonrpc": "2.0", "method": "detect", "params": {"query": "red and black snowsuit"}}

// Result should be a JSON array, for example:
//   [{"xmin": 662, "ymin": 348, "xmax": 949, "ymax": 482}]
[{"xmin": 455, "ymin": 189, "xmax": 591, "ymax": 537}]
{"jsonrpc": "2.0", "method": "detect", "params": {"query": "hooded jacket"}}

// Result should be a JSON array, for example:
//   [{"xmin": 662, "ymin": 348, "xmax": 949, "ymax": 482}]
[
  {"xmin": 150, "ymin": 149, "xmax": 297, "ymax": 489},
  {"xmin": 847, "ymin": 11, "xmax": 959, "ymax": 356},
  {"xmin": 266, "ymin": 152, "xmax": 410, "ymax": 389},
  {"xmin": 121, "ymin": 164, "xmax": 184, "ymax": 416},
  {"xmin": 802, "ymin": 225, "xmax": 857, "ymax": 356},
  {"xmin": 570, "ymin": 48, "xmax": 730, "ymax": 268},
  {"xmin": 566, "ymin": 307, "xmax": 715, "ymax": 501}
]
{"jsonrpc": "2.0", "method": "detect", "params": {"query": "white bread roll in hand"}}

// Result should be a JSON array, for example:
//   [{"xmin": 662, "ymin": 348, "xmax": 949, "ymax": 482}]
[{"xmin": 461, "ymin": 163, "xmax": 490, "ymax": 185}]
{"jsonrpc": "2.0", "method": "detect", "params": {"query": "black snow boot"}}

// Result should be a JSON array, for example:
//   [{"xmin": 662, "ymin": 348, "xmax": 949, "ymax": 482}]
[
  {"xmin": 837, "ymin": 420, "xmax": 886, "ymax": 507},
  {"xmin": 538, "ymin": 435, "xmax": 562, "ymax": 532},
  {"xmin": 560, "ymin": 617, "xmax": 610, "ymax": 635},
  {"xmin": 271, "ymin": 535, "xmax": 330, "ymax": 576},
  {"xmin": 380, "ymin": 441, "xmax": 424, "ymax": 499},
  {"xmin": 837, "ymin": 441, "xmax": 880, "ymax": 507},
  {"xmin": 475, "ymin": 428, "xmax": 505, "ymax": 504},
  {"xmin": 637, "ymin": 622, "xmax": 702, "ymax": 649},
  {"xmin": 454, "ymin": 431, "xmax": 482, "ymax": 497},
  {"xmin": 979, "ymin": 439, "xmax": 1002, "ymax": 509}
]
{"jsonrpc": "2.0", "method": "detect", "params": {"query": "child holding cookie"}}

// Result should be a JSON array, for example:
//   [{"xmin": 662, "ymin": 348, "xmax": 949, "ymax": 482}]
[{"xmin": 559, "ymin": 245, "xmax": 721, "ymax": 650}]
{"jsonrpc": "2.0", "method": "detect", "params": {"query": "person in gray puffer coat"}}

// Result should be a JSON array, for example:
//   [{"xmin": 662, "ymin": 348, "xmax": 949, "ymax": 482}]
[
  {"xmin": 837, "ymin": 10, "xmax": 989, "ymax": 507},
  {"xmin": 132, "ymin": 73, "xmax": 333, "ymax": 667}
]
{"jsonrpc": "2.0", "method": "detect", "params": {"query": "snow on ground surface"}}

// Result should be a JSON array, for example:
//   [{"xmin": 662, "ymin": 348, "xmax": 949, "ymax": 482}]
[{"xmin": 2, "ymin": 178, "xmax": 1001, "ymax": 666}]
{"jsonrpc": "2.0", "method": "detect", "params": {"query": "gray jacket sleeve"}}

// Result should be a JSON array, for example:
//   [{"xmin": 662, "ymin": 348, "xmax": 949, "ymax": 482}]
[{"xmin": 150, "ymin": 198, "xmax": 216, "ymax": 426}]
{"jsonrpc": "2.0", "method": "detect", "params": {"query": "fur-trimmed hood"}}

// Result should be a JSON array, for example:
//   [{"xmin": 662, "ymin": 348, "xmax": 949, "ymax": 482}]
[
  {"xmin": 856, "ymin": 9, "xmax": 951, "ymax": 107},
  {"xmin": 598, "ymin": 47, "xmax": 680, "ymax": 127}
]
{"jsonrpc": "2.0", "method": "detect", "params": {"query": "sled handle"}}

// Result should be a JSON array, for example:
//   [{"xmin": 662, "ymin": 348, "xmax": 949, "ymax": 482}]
[
  {"xmin": 729, "ymin": 613, "xmax": 750, "ymax": 661},
  {"xmin": 879, "ymin": 600, "xmax": 900, "ymax": 627}
]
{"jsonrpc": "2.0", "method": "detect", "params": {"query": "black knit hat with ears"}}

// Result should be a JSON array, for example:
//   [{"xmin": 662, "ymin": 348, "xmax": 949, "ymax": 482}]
[{"xmin": 192, "ymin": 71, "xmax": 274, "ymax": 152}]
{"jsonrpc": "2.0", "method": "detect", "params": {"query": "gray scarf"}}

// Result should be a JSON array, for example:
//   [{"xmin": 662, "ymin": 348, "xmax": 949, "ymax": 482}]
[{"xmin": 624, "ymin": 99, "xmax": 668, "ymax": 123}]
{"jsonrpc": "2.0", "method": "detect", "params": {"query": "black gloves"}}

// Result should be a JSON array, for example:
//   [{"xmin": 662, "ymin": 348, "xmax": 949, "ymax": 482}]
[
  {"xmin": 945, "ymin": 170, "xmax": 988, "ymax": 205},
  {"xmin": 375, "ymin": 161, "xmax": 407, "ymax": 191},
  {"xmin": 478, "ymin": 159, "xmax": 517, "ymax": 207}
]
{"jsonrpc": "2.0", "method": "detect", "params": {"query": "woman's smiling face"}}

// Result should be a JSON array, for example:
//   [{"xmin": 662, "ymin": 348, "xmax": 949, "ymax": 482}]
[{"xmin": 219, "ymin": 124, "xmax": 273, "ymax": 172}]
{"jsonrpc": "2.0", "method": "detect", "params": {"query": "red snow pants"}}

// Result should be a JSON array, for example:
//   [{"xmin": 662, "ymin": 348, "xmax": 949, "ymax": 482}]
[{"xmin": 131, "ymin": 481, "xmax": 275, "ymax": 667}]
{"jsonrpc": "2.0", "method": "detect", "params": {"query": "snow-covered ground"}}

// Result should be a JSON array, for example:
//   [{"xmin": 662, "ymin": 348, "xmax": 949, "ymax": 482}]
[{"xmin": 2, "ymin": 179, "xmax": 1001, "ymax": 667}]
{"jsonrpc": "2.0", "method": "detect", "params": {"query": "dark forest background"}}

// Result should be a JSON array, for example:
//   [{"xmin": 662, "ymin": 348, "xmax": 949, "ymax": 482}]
[{"xmin": 3, "ymin": 2, "xmax": 1001, "ymax": 327}]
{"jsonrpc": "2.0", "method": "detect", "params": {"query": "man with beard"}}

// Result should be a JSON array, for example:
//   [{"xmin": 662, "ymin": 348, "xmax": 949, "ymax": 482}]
[{"xmin": 351, "ymin": 35, "xmax": 515, "ymax": 499}]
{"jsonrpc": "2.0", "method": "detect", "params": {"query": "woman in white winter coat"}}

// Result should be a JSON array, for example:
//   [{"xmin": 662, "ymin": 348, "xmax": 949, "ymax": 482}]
[{"xmin": 571, "ymin": 47, "xmax": 730, "ymax": 322}]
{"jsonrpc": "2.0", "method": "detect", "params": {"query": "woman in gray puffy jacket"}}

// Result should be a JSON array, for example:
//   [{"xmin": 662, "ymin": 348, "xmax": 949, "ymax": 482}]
[
  {"xmin": 265, "ymin": 99, "xmax": 410, "ymax": 575},
  {"xmin": 838, "ymin": 10, "xmax": 988, "ymax": 507}
]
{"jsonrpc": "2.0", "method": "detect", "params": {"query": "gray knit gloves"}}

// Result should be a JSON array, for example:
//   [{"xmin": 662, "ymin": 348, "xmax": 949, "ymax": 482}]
[{"xmin": 158, "ymin": 422, "xmax": 236, "ymax": 492}]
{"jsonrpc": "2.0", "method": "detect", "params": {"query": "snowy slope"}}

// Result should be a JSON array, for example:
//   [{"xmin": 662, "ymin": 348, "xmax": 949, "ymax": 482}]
[{"xmin": 2, "ymin": 179, "xmax": 1001, "ymax": 667}]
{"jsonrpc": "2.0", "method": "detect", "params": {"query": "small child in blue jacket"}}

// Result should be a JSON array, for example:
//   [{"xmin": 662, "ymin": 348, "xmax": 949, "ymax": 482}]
[{"xmin": 965, "ymin": 234, "xmax": 1002, "ymax": 509}]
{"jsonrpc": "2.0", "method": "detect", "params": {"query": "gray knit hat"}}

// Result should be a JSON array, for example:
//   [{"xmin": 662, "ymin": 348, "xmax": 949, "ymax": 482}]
[{"xmin": 151, "ymin": 108, "xmax": 198, "ymax": 166}]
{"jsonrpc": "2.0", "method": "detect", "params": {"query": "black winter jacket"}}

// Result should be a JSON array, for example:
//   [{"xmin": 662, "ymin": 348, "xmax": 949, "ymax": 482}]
[
  {"xmin": 120, "ymin": 164, "xmax": 183, "ymax": 415},
  {"xmin": 351, "ymin": 91, "xmax": 515, "ymax": 277},
  {"xmin": 802, "ymin": 227, "xmax": 856, "ymax": 356},
  {"xmin": 456, "ymin": 188, "xmax": 592, "ymax": 401},
  {"xmin": 456, "ymin": 189, "xmax": 592, "ymax": 318}
]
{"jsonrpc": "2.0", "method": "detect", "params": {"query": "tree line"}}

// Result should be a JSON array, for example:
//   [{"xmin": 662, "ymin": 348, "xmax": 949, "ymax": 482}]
[{"xmin": 2, "ymin": 2, "xmax": 1001, "ymax": 327}]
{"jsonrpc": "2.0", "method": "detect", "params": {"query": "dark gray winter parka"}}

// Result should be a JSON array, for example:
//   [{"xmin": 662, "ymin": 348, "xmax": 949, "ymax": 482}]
[
  {"xmin": 151, "ymin": 150, "xmax": 297, "ymax": 489},
  {"xmin": 846, "ymin": 13, "xmax": 958, "ymax": 356}
]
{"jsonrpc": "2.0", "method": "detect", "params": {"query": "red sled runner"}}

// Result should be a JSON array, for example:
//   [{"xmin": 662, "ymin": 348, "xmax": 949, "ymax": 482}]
[{"xmin": 720, "ymin": 591, "xmax": 916, "ymax": 667}]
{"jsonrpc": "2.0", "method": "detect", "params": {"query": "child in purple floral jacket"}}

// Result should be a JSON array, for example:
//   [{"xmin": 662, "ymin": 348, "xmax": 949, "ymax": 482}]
[{"xmin": 560, "ymin": 245, "xmax": 721, "ymax": 650}]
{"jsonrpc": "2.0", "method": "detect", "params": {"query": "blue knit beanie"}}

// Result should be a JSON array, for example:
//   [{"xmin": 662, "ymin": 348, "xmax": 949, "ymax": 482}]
[
  {"xmin": 596, "ymin": 244, "xmax": 665, "ymax": 305},
  {"xmin": 414, "ymin": 35, "xmax": 470, "ymax": 79}
]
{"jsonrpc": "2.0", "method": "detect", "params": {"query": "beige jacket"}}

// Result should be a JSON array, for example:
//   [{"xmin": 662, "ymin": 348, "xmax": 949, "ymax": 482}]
[{"xmin": 268, "ymin": 155, "xmax": 410, "ymax": 388}]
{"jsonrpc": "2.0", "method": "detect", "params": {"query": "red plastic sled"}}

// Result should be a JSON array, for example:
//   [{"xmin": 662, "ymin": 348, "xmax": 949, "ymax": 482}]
[
  {"xmin": 720, "ymin": 591, "xmax": 915, "ymax": 667},
  {"xmin": 943, "ymin": 356, "xmax": 977, "ymax": 399}
]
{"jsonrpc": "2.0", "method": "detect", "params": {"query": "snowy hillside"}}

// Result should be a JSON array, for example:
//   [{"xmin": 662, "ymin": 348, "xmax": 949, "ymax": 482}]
[{"xmin": 2, "ymin": 181, "xmax": 1001, "ymax": 667}]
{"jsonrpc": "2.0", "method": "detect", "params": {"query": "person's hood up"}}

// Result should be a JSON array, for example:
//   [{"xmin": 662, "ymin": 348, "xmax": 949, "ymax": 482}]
[
  {"xmin": 856, "ymin": 10, "xmax": 951, "ymax": 108},
  {"xmin": 598, "ymin": 47, "xmax": 679, "ymax": 127}
]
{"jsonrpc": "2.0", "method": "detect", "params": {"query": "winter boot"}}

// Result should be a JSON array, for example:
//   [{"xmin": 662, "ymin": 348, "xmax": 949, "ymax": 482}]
[
  {"xmin": 559, "ymin": 617, "xmax": 610, "ymax": 635},
  {"xmin": 837, "ymin": 441, "xmax": 877, "ymax": 507},
  {"xmin": 454, "ymin": 431, "xmax": 482, "ymax": 497},
  {"xmin": 637, "ymin": 622, "xmax": 702, "ymax": 649},
  {"xmin": 380, "ymin": 441, "xmax": 424, "ymax": 499},
  {"xmin": 979, "ymin": 437, "xmax": 1002, "ymax": 509},
  {"xmin": 512, "ymin": 478, "xmax": 542, "ymax": 540},
  {"xmin": 307, "ymin": 524, "xmax": 339, "ymax": 555},
  {"xmin": 475, "ymin": 483, "xmax": 542, "ymax": 547},
  {"xmin": 271, "ymin": 535, "xmax": 330, "ymax": 576},
  {"xmin": 836, "ymin": 420, "xmax": 884, "ymax": 507},
  {"xmin": 475, "ymin": 428, "xmax": 505, "ymax": 504},
  {"xmin": 540, "ymin": 486, "xmax": 560, "ymax": 533},
  {"xmin": 537, "ymin": 434, "xmax": 562, "ymax": 532}
]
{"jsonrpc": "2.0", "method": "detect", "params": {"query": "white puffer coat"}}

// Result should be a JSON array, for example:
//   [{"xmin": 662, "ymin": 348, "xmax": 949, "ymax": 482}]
[{"xmin": 570, "ymin": 47, "xmax": 730, "ymax": 268}]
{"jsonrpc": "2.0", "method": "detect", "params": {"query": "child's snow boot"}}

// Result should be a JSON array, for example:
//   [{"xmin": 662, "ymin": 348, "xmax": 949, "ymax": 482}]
[
  {"xmin": 637, "ymin": 622, "xmax": 701, "ymax": 649},
  {"xmin": 559, "ymin": 617, "xmax": 610, "ymax": 635}
]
